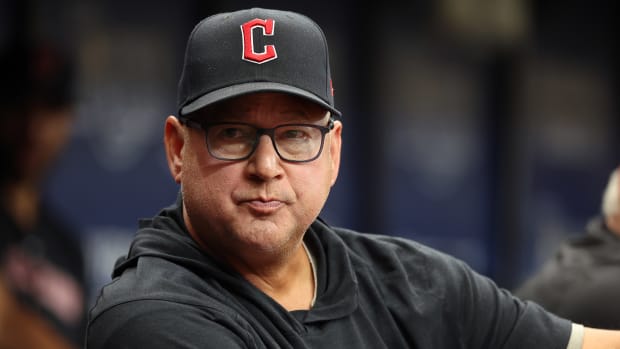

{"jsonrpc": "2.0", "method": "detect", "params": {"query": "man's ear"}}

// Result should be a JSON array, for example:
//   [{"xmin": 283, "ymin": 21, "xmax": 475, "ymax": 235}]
[
  {"xmin": 164, "ymin": 115, "xmax": 185, "ymax": 183},
  {"xmin": 329, "ymin": 120, "xmax": 342, "ymax": 187}
]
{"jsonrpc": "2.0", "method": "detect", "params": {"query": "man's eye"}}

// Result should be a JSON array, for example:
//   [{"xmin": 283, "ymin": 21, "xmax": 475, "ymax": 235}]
[
  {"xmin": 222, "ymin": 128, "xmax": 243, "ymax": 138},
  {"xmin": 282, "ymin": 129, "xmax": 308, "ymax": 139},
  {"xmin": 216, "ymin": 126, "xmax": 251, "ymax": 139}
]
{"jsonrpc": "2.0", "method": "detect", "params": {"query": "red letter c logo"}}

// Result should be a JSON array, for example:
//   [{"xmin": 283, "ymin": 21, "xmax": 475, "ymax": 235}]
[{"xmin": 241, "ymin": 18, "xmax": 277, "ymax": 64}]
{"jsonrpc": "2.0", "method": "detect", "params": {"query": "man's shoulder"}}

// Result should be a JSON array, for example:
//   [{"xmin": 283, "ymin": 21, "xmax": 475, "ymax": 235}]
[
  {"xmin": 86, "ymin": 288, "xmax": 250, "ymax": 349},
  {"xmin": 89, "ymin": 255, "xmax": 234, "ymax": 324},
  {"xmin": 321, "ymin": 224, "xmax": 472, "ymax": 284},
  {"xmin": 329, "ymin": 225, "xmax": 456, "ymax": 262}
]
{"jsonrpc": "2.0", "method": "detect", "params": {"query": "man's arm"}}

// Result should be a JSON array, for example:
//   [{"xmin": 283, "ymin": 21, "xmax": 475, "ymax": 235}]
[{"xmin": 582, "ymin": 327, "xmax": 620, "ymax": 349}]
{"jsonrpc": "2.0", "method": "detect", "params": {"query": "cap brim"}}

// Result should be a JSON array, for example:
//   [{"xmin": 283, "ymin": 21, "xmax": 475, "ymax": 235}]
[{"xmin": 180, "ymin": 82, "xmax": 341, "ymax": 117}]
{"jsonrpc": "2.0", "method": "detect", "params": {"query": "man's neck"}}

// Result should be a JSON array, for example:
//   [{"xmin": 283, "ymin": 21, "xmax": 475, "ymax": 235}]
[{"xmin": 240, "ymin": 243, "xmax": 315, "ymax": 311}]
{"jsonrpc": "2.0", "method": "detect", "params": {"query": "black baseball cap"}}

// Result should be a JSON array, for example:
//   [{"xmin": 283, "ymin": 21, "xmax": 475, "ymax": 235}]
[{"xmin": 177, "ymin": 8, "xmax": 341, "ymax": 117}]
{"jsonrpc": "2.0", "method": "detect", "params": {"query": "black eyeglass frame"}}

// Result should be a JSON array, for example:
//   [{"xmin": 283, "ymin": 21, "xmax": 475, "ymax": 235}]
[{"xmin": 178, "ymin": 116, "xmax": 336, "ymax": 163}]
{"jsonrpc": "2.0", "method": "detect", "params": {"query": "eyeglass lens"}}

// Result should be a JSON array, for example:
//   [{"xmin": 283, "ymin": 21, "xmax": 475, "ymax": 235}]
[{"xmin": 206, "ymin": 123, "xmax": 326, "ymax": 161}]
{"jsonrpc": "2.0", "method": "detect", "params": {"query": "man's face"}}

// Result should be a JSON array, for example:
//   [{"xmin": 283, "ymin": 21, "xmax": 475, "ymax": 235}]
[{"xmin": 169, "ymin": 92, "xmax": 342, "ymax": 265}]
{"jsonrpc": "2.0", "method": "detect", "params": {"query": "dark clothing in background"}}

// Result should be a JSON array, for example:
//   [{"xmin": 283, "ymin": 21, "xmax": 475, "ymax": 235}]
[
  {"xmin": 515, "ymin": 216, "xmax": 620, "ymax": 329},
  {"xmin": 0, "ymin": 205, "xmax": 87, "ymax": 347},
  {"xmin": 87, "ymin": 195, "xmax": 571, "ymax": 349}
]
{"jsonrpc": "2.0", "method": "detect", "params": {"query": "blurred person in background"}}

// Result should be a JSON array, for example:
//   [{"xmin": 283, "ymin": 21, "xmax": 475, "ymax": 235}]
[
  {"xmin": 0, "ymin": 42, "xmax": 87, "ymax": 349},
  {"xmin": 515, "ymin": 166, "xmax": 620, "ymax": 329}
]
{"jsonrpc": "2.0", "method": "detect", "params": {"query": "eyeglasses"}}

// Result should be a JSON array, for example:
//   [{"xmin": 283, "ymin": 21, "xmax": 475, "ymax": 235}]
[{"xmin": 179, "ymin": 116, "xmax": 335, "ymax": 163}]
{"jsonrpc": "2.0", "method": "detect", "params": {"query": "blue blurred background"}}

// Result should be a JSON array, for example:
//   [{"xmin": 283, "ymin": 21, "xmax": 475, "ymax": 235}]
[{"xmin": 2, "ymin": 0, "xmax": 617, "ymax": 306}]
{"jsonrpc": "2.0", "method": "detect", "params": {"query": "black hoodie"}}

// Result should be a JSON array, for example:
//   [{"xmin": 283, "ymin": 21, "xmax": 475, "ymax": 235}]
[{"xmin": 86, "ymin": 193, "xmax": 571, "ymax": 348}]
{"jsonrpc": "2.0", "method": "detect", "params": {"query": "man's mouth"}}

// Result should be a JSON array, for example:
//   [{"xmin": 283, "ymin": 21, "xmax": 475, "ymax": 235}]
[{"xmin": 243, "ymin": 199, "xmax": 285, "ymax": 214}]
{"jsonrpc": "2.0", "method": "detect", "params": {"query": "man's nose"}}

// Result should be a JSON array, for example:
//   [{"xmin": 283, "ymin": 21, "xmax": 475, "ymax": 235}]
[{"xmin": 246, "ymin": 135, "xmax": 283, "ymax": 180}]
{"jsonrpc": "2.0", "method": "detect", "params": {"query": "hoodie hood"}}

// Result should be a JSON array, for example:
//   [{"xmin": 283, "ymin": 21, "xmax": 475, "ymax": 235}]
[{"xmin": 109, "ymin": 191, "xmax": 360, "ymax": 325}]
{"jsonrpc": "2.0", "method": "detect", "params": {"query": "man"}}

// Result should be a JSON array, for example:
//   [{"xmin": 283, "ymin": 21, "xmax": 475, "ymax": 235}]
[
  {"xmin": 86, "ymin": 8, "xmax": 620, "ymax": 348},
  {"xmin": 515, "ymin": 166, "xmax": 620, "ymax": 330},
  {"xmin": 0, "ymin": 44, "xmax": 87, "ymax": 348}
]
